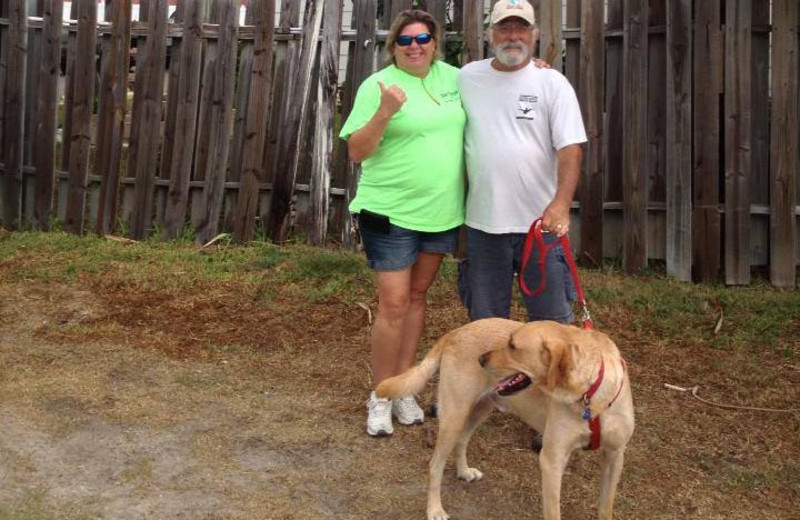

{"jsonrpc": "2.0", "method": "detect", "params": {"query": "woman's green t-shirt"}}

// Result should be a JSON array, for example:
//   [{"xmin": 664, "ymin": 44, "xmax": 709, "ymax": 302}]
[{"xmin": 340, "ymin": 61, "xmax": 466, "ymax": 232}]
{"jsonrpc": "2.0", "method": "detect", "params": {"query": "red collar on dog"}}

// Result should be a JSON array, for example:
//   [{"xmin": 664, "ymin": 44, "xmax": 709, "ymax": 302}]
[{"xmin": 582, "ymin": 357, "xmax": 627, "ymax": 450}]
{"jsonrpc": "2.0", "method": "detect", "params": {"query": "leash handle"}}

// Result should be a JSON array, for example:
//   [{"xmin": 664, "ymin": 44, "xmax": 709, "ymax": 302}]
[{"xmin": 520, "ymin": 218, "xmax": 594, "ymax": 330}]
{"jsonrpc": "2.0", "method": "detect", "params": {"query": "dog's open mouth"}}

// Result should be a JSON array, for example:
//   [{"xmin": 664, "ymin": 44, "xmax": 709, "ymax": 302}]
[{"xmin": 494, "ymin": 372, "xmax": 532, "ymax": 396}]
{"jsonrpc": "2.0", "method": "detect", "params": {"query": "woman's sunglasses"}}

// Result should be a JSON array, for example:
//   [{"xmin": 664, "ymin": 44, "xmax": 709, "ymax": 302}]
[{"xmin": 396, "ymin": 33, "xmax": 433, "ymax": 47}]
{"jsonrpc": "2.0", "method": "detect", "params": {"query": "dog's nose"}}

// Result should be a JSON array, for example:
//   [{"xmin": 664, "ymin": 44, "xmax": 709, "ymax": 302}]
[{"xmin": 478, "ymin": 353, "xmax": 489, "ymax": 367}]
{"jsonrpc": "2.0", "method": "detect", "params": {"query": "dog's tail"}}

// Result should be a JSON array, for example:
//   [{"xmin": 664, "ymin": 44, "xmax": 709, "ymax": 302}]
[{"xmin": 375, "ymin": 331, "xmax": 451, "ymax": 399}]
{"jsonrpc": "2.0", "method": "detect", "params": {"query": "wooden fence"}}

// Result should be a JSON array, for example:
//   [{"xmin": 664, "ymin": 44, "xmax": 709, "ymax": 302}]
[{"xmin": 0, "ymin": 0, "xmax": 798, "ymax": 287}]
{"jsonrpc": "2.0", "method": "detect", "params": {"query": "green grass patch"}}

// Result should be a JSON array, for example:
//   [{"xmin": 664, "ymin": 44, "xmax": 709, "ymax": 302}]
[{"xmin": 1, "ymin": 232, "xmax": 798, "ymax": 350}]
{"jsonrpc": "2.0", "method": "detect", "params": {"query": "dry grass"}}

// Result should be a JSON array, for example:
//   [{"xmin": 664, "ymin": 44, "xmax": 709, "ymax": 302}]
[{"xmin": 0, "ymin": 231, "xmax": 798, "ymax": 520}]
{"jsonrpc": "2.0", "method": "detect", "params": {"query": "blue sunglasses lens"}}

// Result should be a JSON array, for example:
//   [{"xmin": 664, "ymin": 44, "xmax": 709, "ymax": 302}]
[{"xmin": 396, "ymin": 33, "xmax": 432, "ymax": 46}]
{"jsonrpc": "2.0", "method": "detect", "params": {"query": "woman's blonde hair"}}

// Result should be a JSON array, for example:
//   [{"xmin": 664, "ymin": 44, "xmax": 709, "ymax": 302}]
[{"xmin": 385, "ymin": 9, "xmax": 443, "ymax": 65}]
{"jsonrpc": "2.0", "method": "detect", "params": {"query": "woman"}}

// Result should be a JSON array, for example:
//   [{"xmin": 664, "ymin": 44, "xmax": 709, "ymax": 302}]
[{"xmin": 339, "ymin": 10, "xmax": 465, "ymax": 437}]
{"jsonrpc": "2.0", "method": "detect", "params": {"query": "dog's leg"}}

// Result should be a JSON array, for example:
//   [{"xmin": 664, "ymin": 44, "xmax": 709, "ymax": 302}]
[
  {"xmin": 454, "ymin": 395, "xmax": 494, "ymax": 482},
  {"xmin": 597, "ymin": 446, "xmax": 625, "ymax": 520},
  {"xmin": 538, "ymin": 440, "xmax": 574, "ymax": 520},
  {"xmin": 427, "ymin": 392, "xmax": 476, "ymax": 520}
]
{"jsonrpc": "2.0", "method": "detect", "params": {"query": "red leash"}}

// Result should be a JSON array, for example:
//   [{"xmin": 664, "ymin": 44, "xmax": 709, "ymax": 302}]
[
  {"xmin": 519, "ymin": 223, "xmax": 630, "ymax": 451},
  {"xmin": 519, "ymin": 218, "xmax": 594, "ymax": 330}
]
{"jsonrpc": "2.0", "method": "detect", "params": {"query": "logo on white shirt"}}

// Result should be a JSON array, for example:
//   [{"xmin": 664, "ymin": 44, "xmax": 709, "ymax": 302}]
[{"xmin": 517, "ymin": 94, "xmax": 538, "ymax": 120}]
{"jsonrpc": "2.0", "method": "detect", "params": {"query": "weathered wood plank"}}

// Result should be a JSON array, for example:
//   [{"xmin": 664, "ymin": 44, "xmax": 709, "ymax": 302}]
[
  {"xmin": 622, "ymin": 0, "xmax": 648, "ymax": 273},
  {"xmin": 724, "ymin": 0, "xmax": 752, "ymax": 285},
  {"xmin": 578, "ymin": 0, "xmax": 603, "ymax": 266},
  {"xmin": 452, "ymin": 0, "xmax": 463, "ymax": 32},
  {"xmin": 332, "ymin": 37, "xmax": 357, "ymax": 244},
  {"xmin": 96, "ymin": 0, "xmax": 132, "ymax": 235},
  {"xmin": 195, "ymin": 0, "xmax": 239, "ymax": 244},
  {"xmin": 0, "ymin": 0, "xmax": 7, "ymax": 157},
  {"xmin": 60, "ymin": 1, "xmax": 78, "ymax": 170},
  {"xmin": 564, "ymin": 1, "xmax": 579, "ymax": 85},
  {"xmin": 604, "ymin": 0, "xmax": 624, "ymax": 208},
  {"xmin": 665, "ymin": 0, "xmax": 692, "ymax": 281},
  {"xmin": 692, "ymin": 0, "xmax": 722, "ymax": 282},
  {"xmin": 647, "ymin": 0, "xmax": 666, "ymax": 205},
  {"xmin": 153, "ymin": 2, "xmax": 181, "ymax": 226},
  {"xmin": 225, "ymin": 2, "xmax": 256, "ymax": 232},
  {"xmin": 233, "ymin": 0, "xmax": 276, "ymax": 242},
  {"xmin": 32, "ymin": 0, "xmax": 63, "ymax": 230},
  {"xmin": 307, "ymin": 0, "xmax": 341, "ymax": 246},
  {"xmin": 128, "ymin": 0, "xmax": 168, "ymax": 240},
  {"xmin": 263, "ymin": 0, "xmax": 302, "ymax": 191},
  {"xmin": 769, "ymin": 0, "xmax": 798, "ymax": 287},
  {"xmin": 389, "ymin": 0, "xmax": 412, "ymax": 24},
  {"xmin": 158, "ymin": 2, "xmax": 184, "ymax": 186},
  {"xmin": 424, "ymin": 0, "xmax": 447, "ymax": 56},
  {"xmin": 267, "ymin": 0, "xmax": 324, "ymax": 242},
  {"xmin": 1, "ymin": 0, "xmax": 26, "ymax": 229},
  {"xmin": 341, "ymin": 0, "xmax": 376, "ymax": 248},
  {"xmin": 751, "ymin": 1, "xmax": 770, "ymax": 207},
  {"xmin": 192, "ymin": 3, "xmax": 221, "ymax": 188},
  {"xmin": 162, "ymin": 0, "xmax": 204, "ymax": 239},
  {"xmin": 538, "ymin": 0, "xmax": 562, "ymax": 70},
  {"xmin": 462, "ymin": 0, "xmax": 482, "ymax": 64},
  {"xmin": 63, "ymin": 0, "xmax": 96, "ymax": 234},
  {"xmin": 23, "ymin": 0, "xmax": 41, "ymax": 167}
]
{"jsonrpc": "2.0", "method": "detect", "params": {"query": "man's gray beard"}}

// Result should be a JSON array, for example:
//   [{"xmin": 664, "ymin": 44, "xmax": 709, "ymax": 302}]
[{"xmin": 493, "ymin": 42, "xmax": 531, "ymax": 67}]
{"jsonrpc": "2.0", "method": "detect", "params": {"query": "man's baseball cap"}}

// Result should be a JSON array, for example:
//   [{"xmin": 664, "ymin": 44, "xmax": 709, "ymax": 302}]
[{"xmin": 490, "ymin": 0, "xmax": 536, "ymax": 26}]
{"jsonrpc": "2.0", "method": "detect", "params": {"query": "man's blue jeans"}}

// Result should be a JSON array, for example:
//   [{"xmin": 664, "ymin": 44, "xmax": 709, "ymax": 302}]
[{"xmin": 458, "ymin": 226, "xmax": 576, "ymax": 323}]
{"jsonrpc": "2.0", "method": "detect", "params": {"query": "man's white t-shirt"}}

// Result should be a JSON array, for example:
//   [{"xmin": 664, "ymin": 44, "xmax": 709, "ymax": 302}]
[{"xmin": 458, "ymin": 59, "xmax": 587, "ymax": 234}]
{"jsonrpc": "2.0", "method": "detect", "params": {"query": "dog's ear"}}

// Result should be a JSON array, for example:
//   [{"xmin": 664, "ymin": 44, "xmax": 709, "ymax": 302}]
[{"xmin": 544, "ymin": 342, "xmax": 574, "ymax": 389}]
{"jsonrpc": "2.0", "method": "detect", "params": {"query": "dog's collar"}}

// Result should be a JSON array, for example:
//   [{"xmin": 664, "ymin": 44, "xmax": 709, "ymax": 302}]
[{"xmin": 581, "ymin": 357, "xmax": 627, "ymax": 450}]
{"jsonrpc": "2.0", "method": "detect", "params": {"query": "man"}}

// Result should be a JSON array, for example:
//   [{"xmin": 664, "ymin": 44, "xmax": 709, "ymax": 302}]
[{"xmin": 458, "ymin": 0, "xmax": 587, "ymax": 325}]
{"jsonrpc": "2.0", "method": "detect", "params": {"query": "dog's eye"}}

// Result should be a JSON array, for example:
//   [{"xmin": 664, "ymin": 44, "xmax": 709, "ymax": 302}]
[{"xmin": 508, "ymin": 341, "xmax": 516, "ymax": 350}]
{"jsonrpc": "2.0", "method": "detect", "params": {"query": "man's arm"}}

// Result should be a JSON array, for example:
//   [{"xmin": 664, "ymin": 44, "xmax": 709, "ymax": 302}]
[{"xmin": 542, "ymin": 143, "xmax": 582, "ymax": 237}]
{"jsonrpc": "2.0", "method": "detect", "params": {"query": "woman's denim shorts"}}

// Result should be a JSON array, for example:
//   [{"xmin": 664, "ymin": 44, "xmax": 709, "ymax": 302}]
[{"xmin": 358, "ymin": 218, "xmax": 459, "ymax": 271}]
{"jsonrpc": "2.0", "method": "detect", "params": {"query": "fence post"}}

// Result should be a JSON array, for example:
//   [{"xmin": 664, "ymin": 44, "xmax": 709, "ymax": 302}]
[
  {"xmin": 267, "ymin": 0, "xmax": 325, "ymax": 243},
  {"xmin": 60, "ymin": 2, "xmax": 78, "ymax": 172},
  {"xmin": 578, "ymin": 0, "xmax": 604, "ymax": 267},
  {"xmin": 769, "ymin": 0, "xmax": 798, "ymax": 288},
  {"xmin": 724, "ymin": 0, "xmax": 752, "ymax": 285},
  {"xmin": 195, "ymin": 0, "xmax": 239, "ymax": 245},
  {"xmin": 32, "ymin": 0, "xmax": 63, "ymax": 231},
  {"xmin": 1, "ymin": 0, "xmax": 26, "ymax": 230},
  {"xmin": 63, "ymin": 0, "xmax": 96, "ymax": 235},
  {"xmin": 307, "ymin": 0, "xmax": 341, "ymax": 246},
  {"xmin": 96, "ymin": 0, "xmax": 132, "ymax": 236},
  {"xmin": 227, "ymin": 3, "xmax": 256, "ymax": 234},
  {"xmin": 156, "ymin": 2, "xmax": 183, "ymax": 226},
  {"xmin": 622, "ymin": 0, "xmax": 648, "ymax": 273},
  {"xmin": 128, "ymin": 0, "xmax": 168, "ymax": 240},
  {"xmin": 232, "ymin": 0, "xmax": 276, "ymax": 243},
  {"xmin": 665, "ymin": 0, "xmax": 692, "ymax": 281},
  {"xmin": 341, "ymin": 0, "xmax": 377, "ymax": 249},
  {"xmin": 163, "ymin": 0, "xmax": 205, "ymax": 240},
  {"xmin": 692, "ymin": 1, "xmax": 722, "ymax": 282},
  {"xmin": 462, "ymin": 0, "xmax": 483, "ymax": 64},
  {"xmin": 538, "ymin": 0, "xmax": 562, "ymax": 70}
]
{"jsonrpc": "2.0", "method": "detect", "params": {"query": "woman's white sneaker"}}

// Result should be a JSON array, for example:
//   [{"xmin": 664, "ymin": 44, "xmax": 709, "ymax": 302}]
[
  {"xmin": 392, "ymin": 395, "xmax": 424, "ymax": 425},
  {"xmin": 366, "ymin": 391, "xmax": 394, "ymax": 437}
]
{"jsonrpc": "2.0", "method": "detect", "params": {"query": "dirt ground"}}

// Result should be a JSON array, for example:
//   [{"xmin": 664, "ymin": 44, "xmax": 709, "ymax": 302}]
[{"xmin": 1, "ymin": 257, "xmax": 799, "ymax": 520}]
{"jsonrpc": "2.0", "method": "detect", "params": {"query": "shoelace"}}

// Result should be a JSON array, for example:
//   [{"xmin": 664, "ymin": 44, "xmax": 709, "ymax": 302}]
[
  {"xmin": 395, "ymin": 396, "xmax": 421, "ymax": 414},
  {"xmin": 369, "ymin": 397, "xmax": 392, "ymax": 412}
]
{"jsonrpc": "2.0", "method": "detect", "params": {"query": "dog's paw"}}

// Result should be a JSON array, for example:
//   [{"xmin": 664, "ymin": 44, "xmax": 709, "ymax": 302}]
[
  {"xmin": 457, "ymin": 467, "xmax": 483, "ymax": 482},
  {"xmin": 427, "ymin": 509, "xmax": 450, "ymax": 520}
]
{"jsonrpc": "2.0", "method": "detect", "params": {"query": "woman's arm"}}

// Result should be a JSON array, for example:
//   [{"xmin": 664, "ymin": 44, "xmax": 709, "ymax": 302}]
[{"xmin": 347, "ymin": 82, "xmax": 406, "ymax": 163}]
